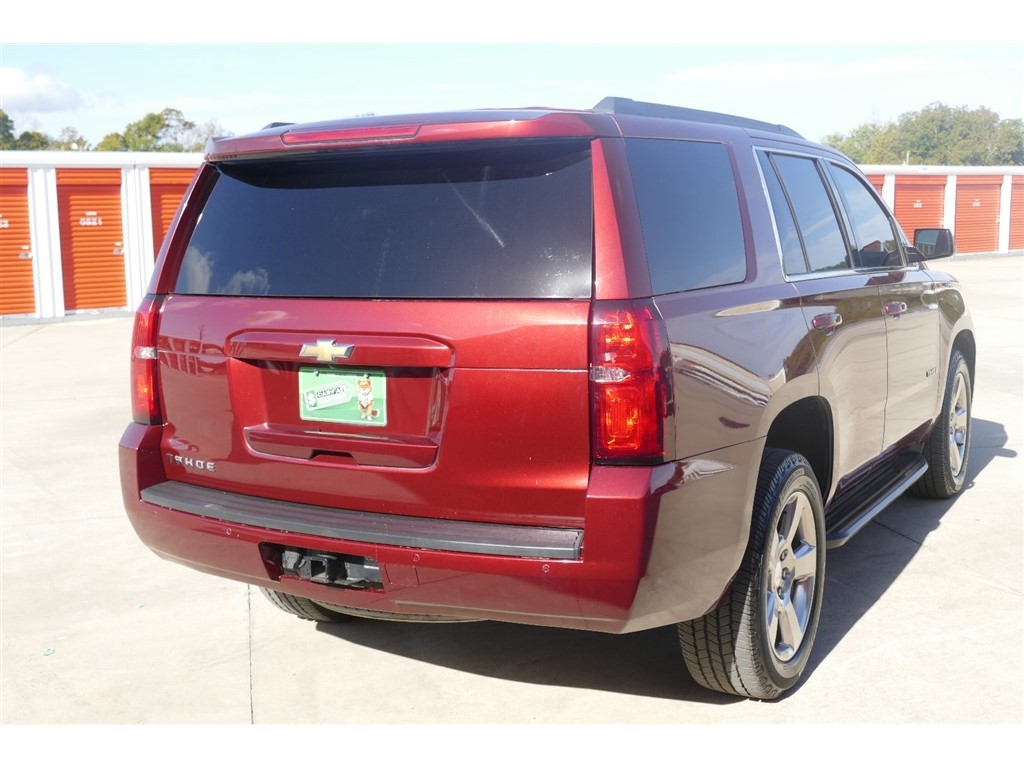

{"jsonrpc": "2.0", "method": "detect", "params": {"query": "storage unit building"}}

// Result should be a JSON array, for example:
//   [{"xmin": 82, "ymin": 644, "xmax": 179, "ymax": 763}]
[
  {"xmin": 0, "ymin": 154, "xmax": 1020, "ymax": 322},
  {"xmin": 863, "ymin": 165, "xmax": 1023, "ymax": 254},
  {"xmin": 0, "ymin": 151, "xmax": 200, "ymax": 320}
]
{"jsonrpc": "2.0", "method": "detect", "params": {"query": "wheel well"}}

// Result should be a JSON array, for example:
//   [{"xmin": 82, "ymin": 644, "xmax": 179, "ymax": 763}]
[
  {"xmin": 764, "ymin": 397, "xmax": 832, "ymax": 499},
  {"xmin": 953, "ymin": 330, "xmax": 976, "ymax": 389}
]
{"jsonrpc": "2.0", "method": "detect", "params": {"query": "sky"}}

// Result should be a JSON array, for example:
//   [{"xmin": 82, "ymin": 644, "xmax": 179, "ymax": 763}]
[{"xmin": 2, "ymin": 5, "xmax": 1022, "ymax": 148}]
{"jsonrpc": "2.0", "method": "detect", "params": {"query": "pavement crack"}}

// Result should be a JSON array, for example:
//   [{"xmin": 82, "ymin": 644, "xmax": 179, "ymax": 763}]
[
  {"xmin": 0, "ymin": 324, "xmax": 46, "ymax": 350},
  {"xmin": 248, "ymin": 585, "xmax": 255, "ymax": 725},
  {"xmin": 872, "ymin": 518, "xmax": 1023, "ymax": 595}
]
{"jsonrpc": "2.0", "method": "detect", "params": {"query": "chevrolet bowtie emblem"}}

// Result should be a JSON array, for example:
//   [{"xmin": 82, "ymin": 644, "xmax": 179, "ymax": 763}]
[{"xmin": 299, "ymin": 339, "xmax": 354, "ymax": 363}]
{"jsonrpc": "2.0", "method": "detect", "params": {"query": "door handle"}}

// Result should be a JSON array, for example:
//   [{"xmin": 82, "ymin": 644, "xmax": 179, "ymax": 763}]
[
  {"xmin": 884, "ymin": 301, "xmax": 909, "ymax": 317},
  {"xmin": 812, "ymin": 312, "xmax": 843, "ymax": 334}
]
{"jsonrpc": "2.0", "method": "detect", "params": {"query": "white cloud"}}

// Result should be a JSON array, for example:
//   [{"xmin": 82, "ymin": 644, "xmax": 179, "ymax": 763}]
[{"xmin": 0, "ymin": 67, "xmax": 83, "ymax": 112}]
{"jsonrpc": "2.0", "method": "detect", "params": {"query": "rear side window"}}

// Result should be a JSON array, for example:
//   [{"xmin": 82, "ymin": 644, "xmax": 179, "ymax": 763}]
[
  {"xmin": 175, "ymin": 140, "xmax": 593, "ymax": 299},
  {"xmin": 760, "ymin": 155, "xmax": 807, "ymax": 276},
  {"xmin": 762, "ymin": 152, "xmax": 851, "ymax": 275},
  {"xmin": 625, "ymin": 139, "xmax": 746, "ymax": 293}
]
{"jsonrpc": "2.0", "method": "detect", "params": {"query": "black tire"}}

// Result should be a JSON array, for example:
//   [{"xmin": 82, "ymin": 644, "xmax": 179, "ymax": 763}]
[
  {"xmin": 911, "ymin": 349, "xmax": 972, "ymax": 499},
  {"xmin": 678, "ymin": 449, "xmax": 826, "ymax": 700},
  {"xmin": 304, "ymin": 605, "xmax": 479, "ymax": 623},
  {"xmin": 259, "ymin": 587, "xmax": 477, "ymax": 623},
  {"xmin": 259, "ymin": 587, "xmax": 355, "ymax": 622}
]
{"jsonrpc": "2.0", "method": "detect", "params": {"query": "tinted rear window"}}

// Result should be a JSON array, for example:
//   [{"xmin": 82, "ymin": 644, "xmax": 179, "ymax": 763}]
[
  {"xmin": 175, "ymin": 141, "xmax": 593, "ymax": 299},
  {"xmin": 625, "ymin": 138, "xmax": 746, "ymax": 293}
]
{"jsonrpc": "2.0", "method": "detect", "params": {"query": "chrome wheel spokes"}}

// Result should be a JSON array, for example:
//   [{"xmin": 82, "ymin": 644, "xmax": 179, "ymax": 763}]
[
  {"xmin": 948, "ymin": 371, "xmax": 969, "ymax": 477},
  {"xmin": 765, "ymin": 490, "xmax": 818, "ymax": 663}
]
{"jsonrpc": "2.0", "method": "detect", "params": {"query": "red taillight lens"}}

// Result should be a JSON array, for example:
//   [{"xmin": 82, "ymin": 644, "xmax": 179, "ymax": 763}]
[
  {"xmin": 130, "ymin": 294, "xmax": 163, "ymax": 424},
  {"xmin": 590, "ymin": 299, "xmax": 672, "ymax": 464}
]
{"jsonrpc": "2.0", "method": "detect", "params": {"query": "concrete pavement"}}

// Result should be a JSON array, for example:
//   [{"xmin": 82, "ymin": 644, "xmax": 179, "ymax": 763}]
[{"xmin": 1, "ymin": 255, "xmax": 1021, "ymax": 726}]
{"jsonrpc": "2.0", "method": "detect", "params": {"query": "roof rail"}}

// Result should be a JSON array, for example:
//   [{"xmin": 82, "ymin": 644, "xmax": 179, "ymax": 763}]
[{"xmin": 593, "ymin": 97, "xmax": 804, "ymax": 139}]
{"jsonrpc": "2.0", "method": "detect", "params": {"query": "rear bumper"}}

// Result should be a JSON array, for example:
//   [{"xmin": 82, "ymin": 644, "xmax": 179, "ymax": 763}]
[
  {"xmin": 140, "ymin": 480, "xmax": 582, "ymax": 559},
  {"xmin": 120, "ymin": 422, "xmax": 760, "ymax": 633}
]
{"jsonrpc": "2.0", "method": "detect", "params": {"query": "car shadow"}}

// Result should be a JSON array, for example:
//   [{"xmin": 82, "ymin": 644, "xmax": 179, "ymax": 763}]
[
  {"xmin": 316, "ymin": 616, "xmax": 727, "ymax": 703},
  {"xmin": 802, "ymin": 417, "xmax": 1014, "ymax": 683},
  {"xmin": 314, "ymin": 418, "xmax": 1011, "ymax": 703}
]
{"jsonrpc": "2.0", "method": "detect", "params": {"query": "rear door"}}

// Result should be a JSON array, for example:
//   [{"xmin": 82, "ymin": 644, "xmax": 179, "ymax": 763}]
[
  {"xmin": 155, "ymin": 139, "xmax": 595, "ymax": 528},
  {"xmin": 758, "ymin": 150, "xmax": 888, "ymax": 479}
]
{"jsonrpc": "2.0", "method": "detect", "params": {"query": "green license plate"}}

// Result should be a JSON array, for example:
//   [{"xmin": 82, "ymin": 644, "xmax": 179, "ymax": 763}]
[{"xmin": 298, "ymin": 368, "xmax": 387, "ymax": 426}]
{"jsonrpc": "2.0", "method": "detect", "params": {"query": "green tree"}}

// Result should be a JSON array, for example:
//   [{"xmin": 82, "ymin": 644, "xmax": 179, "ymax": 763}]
[
  {"xmin": 900, "ymin": 104, "xmax": 1023, "ymax": 165},
  {"xmin": 127, "ymin": 108, "xmax": 197, "ymax": 151},
  {"xmin": 0, "ymin": 110, "xmax": 81, "ymax": 150},
  {"xmin": 823, "ymin": 122, "xmax": 904, "ymax": 165},
  {"xmin": 13, "ymin": 130, "xmax": 53, "ymax": 150},
  {"xmin": 96, "ymin": 108, "xmax": 198, "ymax": 151},
  {"xmin": 996, "ymin": 120, "xmax": 1024, "ymax": 165},
  {"xmin": 0, "ymin": 110, "xmax": 55, "ymax": 150},
  {"xmin": 0, "ymin": 109, "xmax": 15, "ymax": 149},
  {"xmin": 96, "ymin": 131, "xmax": 128, "ymax": 151},
  {"xmin": 1, "ymin": 107, "xmax": 232, "ymax": 152},
  {"xmin": 826, "ymin": 103, "xmax": 1024, "ymax": 165},
  {"xmin": 53, "ymin": 126, "xmax": 90, "ymax": 151},
  {"xmin": 186, "ymin": 120, "xmax": 233, "ymax": 151}
]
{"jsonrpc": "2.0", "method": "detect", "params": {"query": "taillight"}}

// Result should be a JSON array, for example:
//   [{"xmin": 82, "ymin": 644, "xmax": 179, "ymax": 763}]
[
  {"xmin": 590, "ymin": 299, "xmax": 673, "ymax": 464},
  {"xmin": 131, "ymin": 294, "xmax": 163, "ymax": 424}
]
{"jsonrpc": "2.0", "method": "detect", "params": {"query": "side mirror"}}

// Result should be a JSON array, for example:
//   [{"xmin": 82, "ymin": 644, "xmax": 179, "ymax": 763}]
[{"xmin": 909, "ymin": 228, "xmax": 956, "ymax": 262}]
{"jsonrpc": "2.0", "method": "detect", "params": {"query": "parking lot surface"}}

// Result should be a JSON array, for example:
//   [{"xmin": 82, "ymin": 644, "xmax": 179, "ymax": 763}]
[{"xmin": 1, "ymin": 254, "xmax": 1021, "ymax": 728}]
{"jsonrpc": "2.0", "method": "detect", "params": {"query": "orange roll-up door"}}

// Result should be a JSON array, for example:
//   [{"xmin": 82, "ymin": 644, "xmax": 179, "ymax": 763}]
[
  {"xmin": 0, "ymin": 168, "xmax": 36, "ymax": 316},
  {"xmin": 865, "ymin": 174, "xmax": 884, "ymax": 195},
  {"xmin": 893, "ymin": 175, "xmax": 946, "ymax": 242},
  {"xmin": 57, "ymin": 168, "xmax": 127, "ymax": 310},
  {"xmin": 1010, "ymin": 177, "xmax": 1024, "ymax": 251},
  {"xmin": 150, "ymin": 167, "xmax": 198, "ymax": 259},
  {"xmin": 954, "ymin": 176, "xmax": 1001, "ymax": 254}
]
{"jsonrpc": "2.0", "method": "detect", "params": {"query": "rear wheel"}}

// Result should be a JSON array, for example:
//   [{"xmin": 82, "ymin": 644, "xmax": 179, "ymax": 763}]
[
  {"xmin": 678, "ymin": 449, "xmax": 825, "ymax": 699},
  {"xmin": 259, "ymin": 587, "xmax": 478, "ymax": 623},
  {"xmin": 259, "ymin": 588, "xmax": 355, "ymax": 622},
  {"xmin": 912, "ymin": 349, "xmax": 972, "ymax": 499}
]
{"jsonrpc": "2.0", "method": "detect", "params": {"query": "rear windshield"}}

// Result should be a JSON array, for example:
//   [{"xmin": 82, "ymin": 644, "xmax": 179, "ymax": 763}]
[{"xmin": 175, "ymin": 140, "xmax": 593, "ymax": 299}]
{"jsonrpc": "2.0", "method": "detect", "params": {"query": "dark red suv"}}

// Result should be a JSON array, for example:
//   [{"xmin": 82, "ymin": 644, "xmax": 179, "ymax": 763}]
[{"xmin": 120, "ymin": 97, "xmax": 974, "ymax": 699}]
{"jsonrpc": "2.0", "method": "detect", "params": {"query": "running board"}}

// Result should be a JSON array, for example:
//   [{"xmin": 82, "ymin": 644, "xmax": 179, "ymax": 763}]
[{"xmin": 824, "ymin": 454, "xmax": 928, "ymax": 548}]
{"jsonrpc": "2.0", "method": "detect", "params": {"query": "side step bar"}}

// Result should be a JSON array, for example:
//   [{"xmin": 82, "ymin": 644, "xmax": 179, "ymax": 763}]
[{"xmin": 824, "ymin": 453, "xmax": 928, "ymax": 548}]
